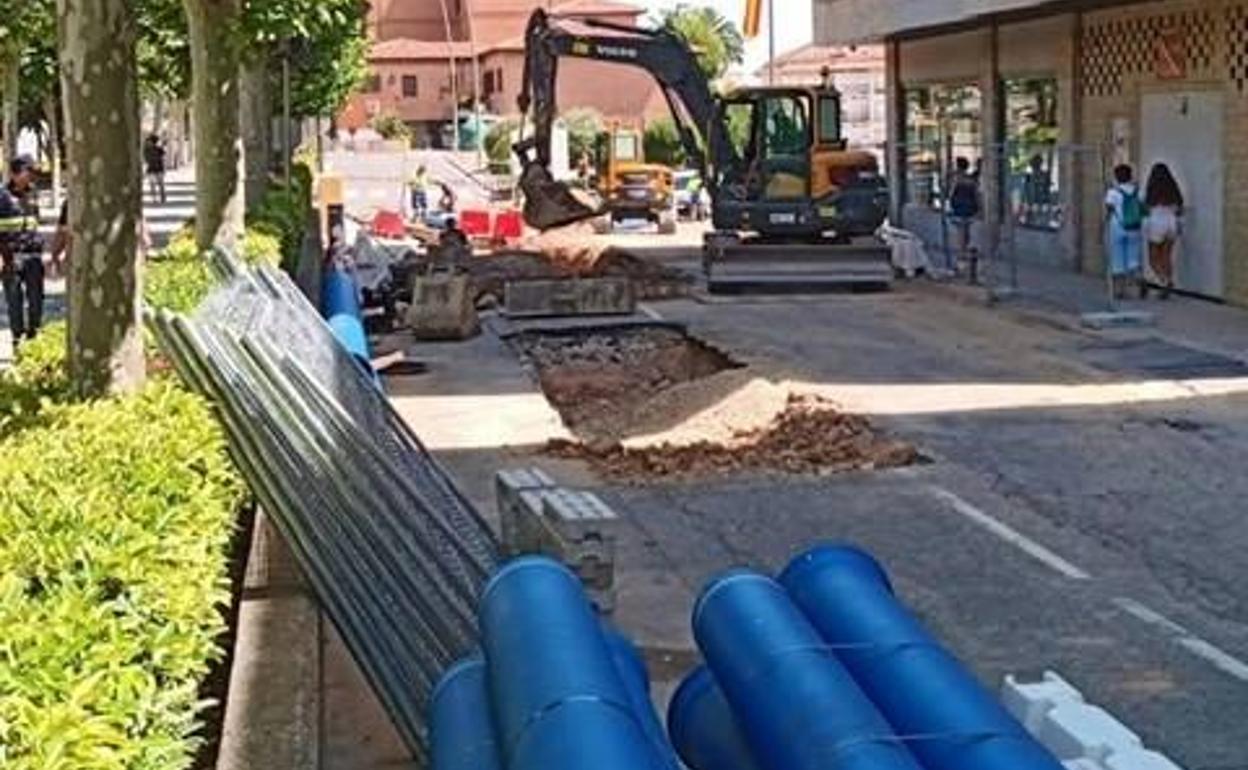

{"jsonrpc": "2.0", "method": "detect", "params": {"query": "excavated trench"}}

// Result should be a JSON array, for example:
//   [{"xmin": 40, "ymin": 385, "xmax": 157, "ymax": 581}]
[{"xmin": 511, "ymin": 324, "xmax": 920, "ymax": 481}]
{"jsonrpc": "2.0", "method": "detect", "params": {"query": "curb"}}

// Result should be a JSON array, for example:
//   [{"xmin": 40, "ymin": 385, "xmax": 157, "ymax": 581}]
[{"xmin": 216, "ymin": 514, "xmax": 322, "ymax": 770}]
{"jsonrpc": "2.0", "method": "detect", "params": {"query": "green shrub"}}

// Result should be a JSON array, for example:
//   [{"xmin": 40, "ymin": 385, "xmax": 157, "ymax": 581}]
[
  {"xmin": 371, "ymin": 112, "xmax": 412, "ymax": 144},
  {"xmin": 241, "ymin": 228, "xmax": 282, "ymax": 267},
  {"xmin": 644, "ymin": 117, "xmax": 687, "ymax": 167},
  {"xmin": 146, "ymin": 256, "xmax": 214, "ymax": 315},
  {"xmin": 0, "ymin": 322, "xmax": 72, "ymax": 438},
  {"xmin": 0, "ymin": 381, "xmax": 245, "ymax": 769},
  {"xmin": 248, "ymin": 162, "xmax": 313, "ymax": 274}
]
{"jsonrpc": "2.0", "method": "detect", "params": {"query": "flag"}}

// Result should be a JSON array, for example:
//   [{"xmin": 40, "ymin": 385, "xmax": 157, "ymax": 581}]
[{"xmin": 743, "ymin": 0, "xmax": 763, "ymax": 39}]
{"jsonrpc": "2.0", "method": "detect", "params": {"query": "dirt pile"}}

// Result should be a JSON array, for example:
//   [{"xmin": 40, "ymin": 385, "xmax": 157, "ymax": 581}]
[
  {"xmin": 546, "ymin": 394, "xmax": 919, "ymax": 481},
  {"xmin": 468, "ymin": 226, "xmax": 691, "ymax": 300}
]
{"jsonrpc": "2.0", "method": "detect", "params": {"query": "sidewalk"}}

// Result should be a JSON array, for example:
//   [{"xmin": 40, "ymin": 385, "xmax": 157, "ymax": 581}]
[
  {"xmin": 931, "ymin": 258, "xmax": 1248, "ymax": 364},
  {"xmin": 1, "ymin": 170, "xmax": 194, "ymax": 367}
]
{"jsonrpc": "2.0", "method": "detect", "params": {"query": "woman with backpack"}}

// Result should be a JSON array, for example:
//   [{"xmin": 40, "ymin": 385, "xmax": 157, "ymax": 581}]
[
  {"xmin": 1104, "ymin": 164, "xmax": 1145, "ymax": 299},
  {"xmin": 1143, "ymin": 162, "xmax": 1184, "ymax": 300}
]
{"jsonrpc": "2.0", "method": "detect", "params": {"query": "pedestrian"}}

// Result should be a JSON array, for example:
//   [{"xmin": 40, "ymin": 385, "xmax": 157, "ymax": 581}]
[
  {"xmin": 947, "ymin": 156, "xmax": 981, "ymax": 281},
  {"xmin": 1143, "ymin": 162, "xmax": 1184, "ymax": 300},
  {"xmin": 143, "ymin": 133, "xmax": 167, "ymax": 204},
  {"xmin": 0, "ymin": 155, "xmax": 46, "ymax": 344},
  {"xmin": 1104, "ymin": 164, "xmax": 1145, "ymax": 299},
  {"xmin": 438, "ymin": 182, "xmax": 457, "ymax": 214},
  {"xmin": 409, "ymin": 164, "xmax": 429, "ymax": 221}
]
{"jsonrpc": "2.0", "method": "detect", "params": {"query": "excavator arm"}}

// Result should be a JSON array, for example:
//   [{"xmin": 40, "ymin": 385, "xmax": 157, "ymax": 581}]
[{"xmin": 514, "ymin": 9, "xmax": 738, "ymax": 230}]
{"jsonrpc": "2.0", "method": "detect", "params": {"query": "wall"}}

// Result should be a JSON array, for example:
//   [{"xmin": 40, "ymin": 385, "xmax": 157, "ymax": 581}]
[
  {"xmin": 814, "ymin": 0, "xmax": 1059, "ymax": 44},
  {"xmin": 356, "ymin": 59, "xmax": 473, "ymax": 125},
  {"xmin": 1078, "ymin": 0, "xmax": 1248, "ymax": 303},
  {"xmin": 891, "ymin": 14, "xmax": 1082, "ymax": 269}
]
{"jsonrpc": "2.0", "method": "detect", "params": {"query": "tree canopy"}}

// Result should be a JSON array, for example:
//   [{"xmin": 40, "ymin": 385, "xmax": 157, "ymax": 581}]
[{"xmin": 660, "ymin": 4, "xmax": 745, "ymax": 83}]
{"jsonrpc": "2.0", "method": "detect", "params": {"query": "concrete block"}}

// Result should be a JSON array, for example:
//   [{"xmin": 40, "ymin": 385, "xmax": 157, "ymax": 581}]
[
  {"xmin": 1002, "ymin": 671, "xmax": 1086, "ymax": 734},
  {"xmin": 496, "ymin": 467, "xmax": 556, "ymax": 553},
  {"xmin": 504, "ymin": 278, "xmax": 636, "ymax": 319},
  {"xmin": 1037, "ymin": 702, "xmax": 1142, "ymax": 762},
  {"xmin": 494, "ymin": 469, "xmax": 619, "ymax": 613},
  {"xmin": 1105, "ymin": 748, "xmax": 1185, "ymax": 770}
]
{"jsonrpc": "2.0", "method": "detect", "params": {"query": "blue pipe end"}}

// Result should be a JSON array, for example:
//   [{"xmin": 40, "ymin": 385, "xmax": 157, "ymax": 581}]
[{"xmin": 778, "ymin": 543, "xmax": 895, "ymax": 595}]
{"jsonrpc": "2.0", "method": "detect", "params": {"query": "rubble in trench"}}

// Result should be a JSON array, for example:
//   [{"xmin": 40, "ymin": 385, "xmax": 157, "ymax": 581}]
[{"xmin": 512, "ymin": 326, "xmax": 920, "ymax": 481}]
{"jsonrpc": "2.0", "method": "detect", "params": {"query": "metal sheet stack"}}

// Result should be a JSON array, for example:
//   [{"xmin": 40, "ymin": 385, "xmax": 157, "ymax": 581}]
[{"xmin": 147, "ymin": 251, "xmax": 501, "ymax": 761}]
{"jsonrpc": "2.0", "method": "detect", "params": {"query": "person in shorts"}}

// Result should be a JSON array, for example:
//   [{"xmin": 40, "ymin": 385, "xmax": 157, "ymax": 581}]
[
  {"xmin": 947, "ymin": 156, "xmax": 981, "ymax": 280},
  {"xmin": 1143, "ymin": 162, "xmax": 1184, "ymax": 300},
  {"xmin": 1104, "ymin": 164, "xmax": 1145, "ymax": 299}
]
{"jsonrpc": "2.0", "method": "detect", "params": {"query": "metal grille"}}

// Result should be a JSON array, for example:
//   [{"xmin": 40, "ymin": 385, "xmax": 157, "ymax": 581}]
[
  {"xmin": 1229, "ymin": 4, "xmax": 1248, "ymax": 93},
  {"xmin": 1083, "ymin": 8, "xmax": 1219, "ymax": 97},
  {"xmin": 149, "ymin": 253, "xmax": 502, "ymax": 760}
]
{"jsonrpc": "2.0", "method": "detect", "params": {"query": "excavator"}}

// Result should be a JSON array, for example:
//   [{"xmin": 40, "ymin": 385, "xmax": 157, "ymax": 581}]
[{"xmin": 513, "ymin": 9, "xmax": 893, "ymax": 291}]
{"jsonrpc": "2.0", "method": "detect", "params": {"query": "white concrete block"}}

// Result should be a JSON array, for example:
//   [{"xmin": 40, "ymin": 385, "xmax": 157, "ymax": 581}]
[
  {"xmin": 1105, "ymin": 748, "xmax": 1185, "ymax": 770},
  {"xmin": 1002, "ymin": 671, "xmax": 1087, "ymax": 734},
  {"xmin": 1038, "ymin": 702, "xmax": 1143, "ymax": 762}
]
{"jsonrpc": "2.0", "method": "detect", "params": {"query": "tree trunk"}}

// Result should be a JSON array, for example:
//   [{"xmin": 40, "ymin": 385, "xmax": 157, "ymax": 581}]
[
  {"xmin": 240, "ymin": 55, "xmax": 273, "ymax": 210},
  {"xmin": 44, "ymin": 93, "xmax": 62, "ymax": 212},
  {"xmin": 57, "ymin": 0, "xmax": 146, "ymax": 397},
  {"xmin": 2, "ymin": 57, "xmax": 18, "ymax": 161},
  {"xmin": 183, "ymin": 0, "xmax": 245, "ymax": 252}
]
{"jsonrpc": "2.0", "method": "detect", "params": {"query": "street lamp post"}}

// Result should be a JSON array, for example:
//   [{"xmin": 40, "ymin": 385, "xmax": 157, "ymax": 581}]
[{"xmin": 437, "ymin": 0, "xmax": 460, "ymax": 150}]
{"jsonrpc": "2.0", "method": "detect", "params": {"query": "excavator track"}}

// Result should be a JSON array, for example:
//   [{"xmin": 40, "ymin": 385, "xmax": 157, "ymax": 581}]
[{"xmin": 704, "ymin": 235, "xmax": 894, "ymax": 293}]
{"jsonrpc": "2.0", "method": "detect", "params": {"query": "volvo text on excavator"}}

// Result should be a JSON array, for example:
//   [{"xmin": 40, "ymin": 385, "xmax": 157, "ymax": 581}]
[{"xmin": 513, "ymin": 9, "xmax": 893, "ymax": 291}]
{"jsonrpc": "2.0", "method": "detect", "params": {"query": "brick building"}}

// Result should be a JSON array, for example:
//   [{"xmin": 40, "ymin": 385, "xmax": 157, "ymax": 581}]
[
  {"xmin": 344, "ymin": 0, "xmax": 669, "ymax": 146},
  {"xmin": 815, "ymin": 0, "xmax": 1248, "ymax": 305}
]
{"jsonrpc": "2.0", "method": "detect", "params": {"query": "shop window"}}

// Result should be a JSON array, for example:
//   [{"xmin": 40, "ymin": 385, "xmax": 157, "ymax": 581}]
[
  {"xmin": 1004, "ymin": 78, "xmax": 1060, "ymax": 231},
  {"xmin": 903, "ymin": 84, "xmax": 982, "ymax": 211},
  {"xmin": 402, "ymin": 75, "xmax": 418, "ymax": 98}
]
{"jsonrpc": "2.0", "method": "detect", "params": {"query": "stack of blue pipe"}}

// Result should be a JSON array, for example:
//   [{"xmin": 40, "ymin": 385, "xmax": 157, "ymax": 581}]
[
  {"xmin": 669, "ymin": 545, "xmax": 1065, "ymax": 770},
  {"xmin": 430, "ymin": 547, "xmax": 1063, "ymax": 770},
  {"xmin": 321, "ymin": 268, "xmax": 378, "ymax": 385},
  {"xmin": 429, "ymin": 556, "xmax": 678, "ymax": 770}
]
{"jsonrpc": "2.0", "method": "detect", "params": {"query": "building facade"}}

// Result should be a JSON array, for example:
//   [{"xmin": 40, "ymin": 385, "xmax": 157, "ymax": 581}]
[
  {"xmin": 346, "ymin": 0, "xmax": 668, "ymax": 146},
  {"xmin": 814, "ymin": 0, "xmax": 1248, "ymax": 305}
]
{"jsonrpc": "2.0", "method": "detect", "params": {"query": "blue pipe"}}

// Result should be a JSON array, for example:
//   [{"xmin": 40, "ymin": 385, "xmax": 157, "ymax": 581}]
[
  {"xmin": 601, "ymin": 623, "xmax": 682, "ymax": 770},
  {"xmin": 429, "ymin": 654, "xmax": 503, "ymax": 770},
  {"xmin": 479, "ymin": 556, "xmax": 669, "ymax": 770},
  {"xmin": 320, "ymin": 268, "xmax": 376, "ymax": 383},
  {"xmin": 778, "ymin": 545, "xmax": 1064, "ymax": 770},
  {"xmin": 692, "ymin": 570, "xmax": 922, "ymax": 770},
  {"xmin": 668, "ymin": 665, "xmax": 763, "ymax": 770}
]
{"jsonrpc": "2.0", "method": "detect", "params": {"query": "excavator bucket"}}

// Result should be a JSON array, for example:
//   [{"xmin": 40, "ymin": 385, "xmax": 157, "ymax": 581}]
[{"xmin": 519, "ymin": 163, "xmax": 602, "ymax": 231}]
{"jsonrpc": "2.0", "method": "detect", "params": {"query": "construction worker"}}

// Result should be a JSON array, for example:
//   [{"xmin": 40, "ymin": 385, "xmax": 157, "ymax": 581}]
[
  {"xmin": 0, "ymin": 155, "xmax": 46, "ymax": 344},
  {"xmin": 409, "ymin": 164, "xmax": 429, "ymax": 220}
]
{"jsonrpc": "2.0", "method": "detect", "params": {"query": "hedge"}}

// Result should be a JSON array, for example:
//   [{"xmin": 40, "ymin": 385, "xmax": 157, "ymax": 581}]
[
  {"xmin": 0, "ymin": 227, "xmax": 254, "ymax": 765},
  {"xmin": 0, "ymin": 380, "xmax": 245, "ymax": 769}
]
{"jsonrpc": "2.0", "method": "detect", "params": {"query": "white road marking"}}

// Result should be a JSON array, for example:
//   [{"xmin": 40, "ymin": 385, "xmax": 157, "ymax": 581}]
[
  {"xmin": 638, "ymin": 303, "xmax": 664, "ymax": 322},
  {"xmin": 929, "ymin": 486, "xmax": 1092, "ymax": 581},
  {"xmin": 1113, "ymin": 597, "xmax": 1248, "ymax": 683}
]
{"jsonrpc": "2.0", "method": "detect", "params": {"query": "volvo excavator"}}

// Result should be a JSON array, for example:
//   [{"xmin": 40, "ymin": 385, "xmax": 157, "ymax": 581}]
[{"xmin": 514, "ymin": 9, "xmax": 893, "ymax": 291}]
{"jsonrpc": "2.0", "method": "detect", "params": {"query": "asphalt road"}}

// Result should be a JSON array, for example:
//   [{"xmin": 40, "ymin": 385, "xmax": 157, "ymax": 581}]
[{"xmin": 586, "ymin": 289, "xmax": 1248, "ymax": 770}]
